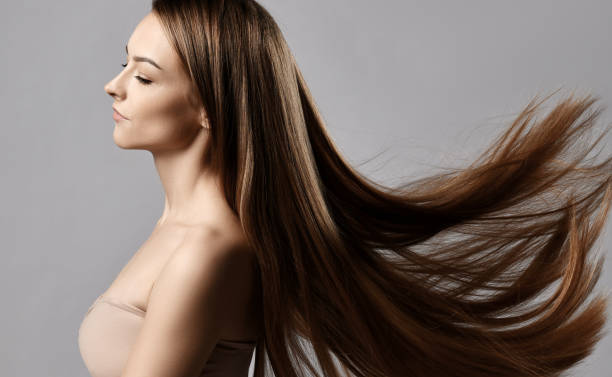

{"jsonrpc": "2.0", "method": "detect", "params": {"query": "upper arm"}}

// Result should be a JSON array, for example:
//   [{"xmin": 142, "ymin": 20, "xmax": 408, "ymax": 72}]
[{"xmin": 120, "ymin": 238, "xmax": 252, "ymax": 377}]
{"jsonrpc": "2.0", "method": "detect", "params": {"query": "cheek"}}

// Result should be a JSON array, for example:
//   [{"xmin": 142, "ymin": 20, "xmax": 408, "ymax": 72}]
[
  {"xmin": 147, "ymin": 98, "xmax": 194, "ymax": 126},
  {"xmin": 115, "ymin": 91, "xmax": 200, "ymax": 150}
]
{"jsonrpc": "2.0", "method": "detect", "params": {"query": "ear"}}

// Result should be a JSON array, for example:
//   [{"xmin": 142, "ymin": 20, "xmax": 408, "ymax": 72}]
[
  {"xmin": 199, "ymin": 107, "xmax": 209, "ymax": 130},
  {"xmin": 186, "ymin": 83, "xmax": 209, "ymax": 130}
]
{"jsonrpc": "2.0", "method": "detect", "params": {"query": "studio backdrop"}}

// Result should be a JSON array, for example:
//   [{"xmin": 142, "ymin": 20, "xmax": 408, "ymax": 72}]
[{"xmin": 0, "ymin": 1, "xmax": 610, "ymax": 376}]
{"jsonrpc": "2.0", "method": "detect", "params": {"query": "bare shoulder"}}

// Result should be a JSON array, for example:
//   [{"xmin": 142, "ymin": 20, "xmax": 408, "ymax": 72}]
[
  {"xmin": 167, "ymin": 224, "xmax": 255, "ymax": 280},
  {"xmin": 120, "ymin": 226, "xmax": 256, "ymax": 376},
  {"xmin": 166, "ymin": 227, "xmax": 255, "ymax": 291},
  {"xmin": 184, "ymin": 223, "xmax": 252, "ymax": 256},
  {"xmin": 163, "ymin": 223, "xmax": 255, "ymax": 290},
  {"xmin": 159, "ymin": 226, "xmax": 258, "ymax": 336}
]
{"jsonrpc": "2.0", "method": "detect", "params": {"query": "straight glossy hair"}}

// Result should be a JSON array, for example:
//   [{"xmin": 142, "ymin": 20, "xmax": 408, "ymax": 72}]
[{"xmin": 152, "ymin": 1, "xmax": 612, "ymax": 376}]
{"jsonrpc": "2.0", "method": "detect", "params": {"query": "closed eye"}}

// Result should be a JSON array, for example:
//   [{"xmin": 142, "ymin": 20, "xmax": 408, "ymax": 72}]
[
  {"xmin": 120, "ymin": 63, "xmax": 152, "ymax": 85},
  {"xmin": 135, "ymin": 76, "xmax": 152, "ymax": 85}
]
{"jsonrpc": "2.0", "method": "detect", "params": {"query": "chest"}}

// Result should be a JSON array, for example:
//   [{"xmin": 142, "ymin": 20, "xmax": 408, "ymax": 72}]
[
  {"xmin": 97, "ymin": 223, "xmax": 261, "ymax": 341},
  {"xmin": 101, "ymin": 226, "xmax": 189, "ymax": 312}
]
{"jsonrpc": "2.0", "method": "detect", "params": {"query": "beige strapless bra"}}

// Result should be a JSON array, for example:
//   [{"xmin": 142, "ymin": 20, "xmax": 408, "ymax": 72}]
[{"xmin": 78, "ymin": 293, "xmax": 256, "ymax": 377}]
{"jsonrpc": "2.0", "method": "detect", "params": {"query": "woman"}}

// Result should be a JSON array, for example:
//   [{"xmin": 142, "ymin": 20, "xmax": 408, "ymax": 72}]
[{"xmin": 78, "ymin": 1, "xmax": 612, "ymax": 377}]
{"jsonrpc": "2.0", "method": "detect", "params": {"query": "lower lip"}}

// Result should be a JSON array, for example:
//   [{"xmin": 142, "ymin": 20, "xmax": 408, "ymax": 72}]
[{"xmin": 113, "ymin": 110, "xmax": 127, "ymax": 121}]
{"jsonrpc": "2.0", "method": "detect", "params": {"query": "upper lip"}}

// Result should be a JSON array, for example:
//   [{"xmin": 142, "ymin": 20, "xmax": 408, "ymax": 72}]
[{"xmin": 112, "ymin": 106, "xmax": 129, "ymax": 119}]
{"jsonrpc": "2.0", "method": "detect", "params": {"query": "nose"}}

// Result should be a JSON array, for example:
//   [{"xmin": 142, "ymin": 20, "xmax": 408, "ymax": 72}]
[
  {"xmin": 104, "ymin": 72, "xmax": 126, "ymax": 100},
  {"xmin": 104, "ymin": 78, "xmax": 119, "ymax": 99}
]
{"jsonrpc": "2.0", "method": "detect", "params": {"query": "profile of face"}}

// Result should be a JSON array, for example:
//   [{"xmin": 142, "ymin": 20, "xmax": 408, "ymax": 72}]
[{"xmin": 104, "ymin": 12, "xmax": 207, "ymax": 152}]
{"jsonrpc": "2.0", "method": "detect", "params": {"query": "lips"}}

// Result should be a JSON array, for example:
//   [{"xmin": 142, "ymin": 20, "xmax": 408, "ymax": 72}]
[{"xmin": 112, "ymin": 106, "xmax": 129, "ymax": 120}]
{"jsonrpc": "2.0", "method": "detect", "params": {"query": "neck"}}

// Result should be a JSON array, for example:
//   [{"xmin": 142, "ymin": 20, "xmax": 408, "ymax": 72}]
[{"xmin": 150, "ymin": 130, "xmax": 228, "ymax": 228}]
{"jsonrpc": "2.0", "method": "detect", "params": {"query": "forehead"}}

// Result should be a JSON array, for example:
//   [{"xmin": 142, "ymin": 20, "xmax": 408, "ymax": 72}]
[{"xmin": 128, "ymin": 12, "xmax": 182, "ymax": 73}]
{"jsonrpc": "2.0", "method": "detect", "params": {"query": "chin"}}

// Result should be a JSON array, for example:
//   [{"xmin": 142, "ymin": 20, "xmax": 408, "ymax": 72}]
[
  {"xmin": 112, "ymin": 126, "xmax": 141, "ymax": 150},
  {"xmin": 113, "ymin": 137, "xmax": 158, "ymax": 153},
  {"xmin": 113, "ymin": 132, "xmax": 139, "ymax": 150}
]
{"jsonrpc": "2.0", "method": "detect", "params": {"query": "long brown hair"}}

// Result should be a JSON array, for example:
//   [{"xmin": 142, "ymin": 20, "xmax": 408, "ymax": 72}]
[{"xmin": 151, "ymin": 1, "xmax": 612, "ymax": 376}]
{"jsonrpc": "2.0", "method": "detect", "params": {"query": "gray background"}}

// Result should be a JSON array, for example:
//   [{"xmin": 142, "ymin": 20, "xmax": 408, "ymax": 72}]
[{"xmin": 1, "ymin": 0, "xmax": 610, "ymax": 376}]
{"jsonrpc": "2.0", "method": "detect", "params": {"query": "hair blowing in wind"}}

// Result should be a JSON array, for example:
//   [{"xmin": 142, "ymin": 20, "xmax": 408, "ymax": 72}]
[{"xmin": 151, "ymin": 1, "xmax": 612, "ymax": 376}]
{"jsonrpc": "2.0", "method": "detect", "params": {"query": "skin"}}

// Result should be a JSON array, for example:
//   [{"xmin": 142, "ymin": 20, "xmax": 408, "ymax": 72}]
[{"xmin": 101, "ymin": 10, "xmax": 260, "ymax": 349}]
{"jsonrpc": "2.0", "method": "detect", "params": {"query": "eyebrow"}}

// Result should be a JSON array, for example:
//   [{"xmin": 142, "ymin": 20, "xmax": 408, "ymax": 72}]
[{"xmin": 126, "ymin": 44, "xmax": 163, "ymax": 71}]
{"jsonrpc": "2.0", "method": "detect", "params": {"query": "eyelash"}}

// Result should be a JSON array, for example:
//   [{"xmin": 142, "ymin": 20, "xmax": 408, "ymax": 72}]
[{"xmin": 120, "ymin": 63, "xmax": 152, "ymax": 85}]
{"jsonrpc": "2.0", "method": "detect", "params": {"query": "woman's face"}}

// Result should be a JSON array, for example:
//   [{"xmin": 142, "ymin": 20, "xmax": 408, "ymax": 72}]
[{"xmin": 104, "ymin": 12, "xmax": 205, "ymax": 151}]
